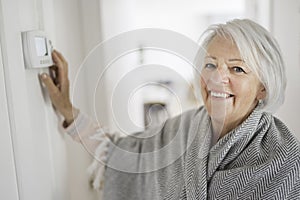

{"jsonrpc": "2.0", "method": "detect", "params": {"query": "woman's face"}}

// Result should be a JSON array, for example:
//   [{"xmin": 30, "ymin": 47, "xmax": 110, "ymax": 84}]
[{"xmin": 200, "ymin": 36, "xmax": 266, "ymax": 129}]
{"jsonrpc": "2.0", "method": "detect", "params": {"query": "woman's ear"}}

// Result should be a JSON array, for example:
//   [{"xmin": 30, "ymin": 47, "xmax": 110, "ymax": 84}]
[{"xmin": 257, "ymin": 84, "xmax": 266, "ymax": 100}]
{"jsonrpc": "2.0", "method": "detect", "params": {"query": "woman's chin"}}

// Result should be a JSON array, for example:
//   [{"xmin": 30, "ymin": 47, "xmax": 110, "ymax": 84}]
[
  {"xmin": 206, "ymin": 104, "xmax": 229, "ymax": 121},
  {"xmin": 209, "ymin": 112, "xmax": 227, "ymax": 123}
]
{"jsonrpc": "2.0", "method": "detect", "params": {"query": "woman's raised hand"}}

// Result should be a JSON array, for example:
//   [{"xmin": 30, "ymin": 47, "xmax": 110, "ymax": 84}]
[{"xmin": 40, "ymin": 50, "xmax": 79, "ymax": 126}]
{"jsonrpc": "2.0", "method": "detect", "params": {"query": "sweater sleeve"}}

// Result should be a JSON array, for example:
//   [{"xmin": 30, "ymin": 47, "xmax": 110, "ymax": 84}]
[{"xmin": 63, "ymin": 112, "xmax": 122, "ymax": 190}]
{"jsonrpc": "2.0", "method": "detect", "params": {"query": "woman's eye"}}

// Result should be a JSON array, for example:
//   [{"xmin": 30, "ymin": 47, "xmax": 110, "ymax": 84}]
[
  {"xmin": 205, "ymin": 63, "xmax": 216, "ymax": 69},
  {"xmin": 232, "ymin": 66, "xmax": 246, "ymax": 73}
]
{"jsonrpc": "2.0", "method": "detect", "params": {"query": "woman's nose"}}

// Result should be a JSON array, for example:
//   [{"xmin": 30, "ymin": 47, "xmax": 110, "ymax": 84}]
[{"xmin": 211, "ymin": 65, "xmax": 229, "ymax": 84}]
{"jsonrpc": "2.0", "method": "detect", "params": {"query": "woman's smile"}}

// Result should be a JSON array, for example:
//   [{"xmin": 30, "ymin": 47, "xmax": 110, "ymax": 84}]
[{"xmin": 209, "ymin": 90, "xmax": 234, "ymax": 99}]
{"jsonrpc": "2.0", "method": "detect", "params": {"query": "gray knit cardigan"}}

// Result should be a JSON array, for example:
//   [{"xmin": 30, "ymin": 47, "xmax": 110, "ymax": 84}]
[{"xmin": 102, "ymin": 106, "xmax": 300, "ymax": 199}]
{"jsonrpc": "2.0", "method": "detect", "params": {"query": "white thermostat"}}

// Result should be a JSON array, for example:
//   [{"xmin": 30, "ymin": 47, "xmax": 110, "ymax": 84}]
[{"xmin": 22, "ymin": 30, "xmax": 54, "ymax": 69}]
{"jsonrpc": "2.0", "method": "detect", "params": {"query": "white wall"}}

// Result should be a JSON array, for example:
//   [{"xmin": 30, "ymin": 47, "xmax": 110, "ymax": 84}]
[
  {"xmin": 0, "ymin": 0, "xmax": 58, "ymax": 198},
  {"xmin": 245, "ymin": 0, "xmax": 272, "ymax": 30},
  {"xmin": 0, "ymin": 0, "xmax": 99, "ymax": 199},
  {"xmin": 0, "ymin": 31, "xmax": 19, "ymax": 200},
  {"xmin": 52, "ymin": 0, "xmax": 99, "ymax": 199},
  {"xmin": 271, "ymin": 0, "xmax": 300, "ymax": 140},
  {"xmin": 100, "ymin": 0, "xmax": 245, "ymax": 41}
]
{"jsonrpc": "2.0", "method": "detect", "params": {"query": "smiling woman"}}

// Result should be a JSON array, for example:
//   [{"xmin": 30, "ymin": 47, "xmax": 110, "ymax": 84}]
[
  {"xmin": 198, "ymin": 19, "xmax": 286, "ymax": 114},
  {"xmin": 200, "ymin": 36, "xmax": 266, "ymax": 139},
  {"xmin": 41, "ymin": 19, "xmax": 300, "ymax": 200}
]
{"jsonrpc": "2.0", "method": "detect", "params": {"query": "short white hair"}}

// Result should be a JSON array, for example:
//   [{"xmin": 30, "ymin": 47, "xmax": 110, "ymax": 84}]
[{"xmin": 195, "ymin": 18, "xmax": 286, "ymax": 113}]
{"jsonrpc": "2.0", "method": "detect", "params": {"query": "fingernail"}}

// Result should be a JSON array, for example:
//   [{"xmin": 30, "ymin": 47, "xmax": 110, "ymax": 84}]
[
  {"xmin": 41, "ymin": 73, "xmax": 47, "ymax": 79},
  {"xmin": 52, "ymin": 53, "xmax": 57, "ymax": 61}
]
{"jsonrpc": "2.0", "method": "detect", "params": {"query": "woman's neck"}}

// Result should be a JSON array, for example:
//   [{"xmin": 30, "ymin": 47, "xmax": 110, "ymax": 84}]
[
  {"xmin": 211, "ymin": 117, "xmax": 244, "ymax": 140},
  {"xmin": 211, "ymin": 120, "xmax": 230, "ymax": 140}
]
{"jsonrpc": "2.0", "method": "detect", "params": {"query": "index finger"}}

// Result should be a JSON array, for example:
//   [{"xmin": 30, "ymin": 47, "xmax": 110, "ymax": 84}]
[
  {"xmin": 52, "ymin": 50, "xmax": 68, "ymax": 89},
  {"xmin": 54, "ymin": 50, "xmax": 68, "ymax": 65}
]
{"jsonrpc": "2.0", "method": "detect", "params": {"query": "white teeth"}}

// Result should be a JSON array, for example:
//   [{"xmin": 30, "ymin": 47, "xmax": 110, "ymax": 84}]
[{"xmin": 210, "ymin": 91, "xmax": 231, "ymax": 98}]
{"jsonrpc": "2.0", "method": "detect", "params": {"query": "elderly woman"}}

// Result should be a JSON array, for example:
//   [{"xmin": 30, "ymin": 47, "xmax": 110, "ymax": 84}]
[{"xmin": 41, "ymin": 19, "xmax": 300, "ymax": 199}]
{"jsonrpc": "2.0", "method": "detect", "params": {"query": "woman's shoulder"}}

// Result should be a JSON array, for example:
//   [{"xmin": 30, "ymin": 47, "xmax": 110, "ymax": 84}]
[
  {"xmin": 266, "ymin": 113, "xmax": 299, "ymax": 142},
  {"xmin": 261, "ymin": 112, "xmax": 300, "ymax": 156}
]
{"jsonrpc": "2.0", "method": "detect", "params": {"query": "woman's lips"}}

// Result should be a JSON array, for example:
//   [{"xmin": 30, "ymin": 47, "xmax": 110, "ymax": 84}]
[{"xmin": 209, "ymin": 90, "xmax": 234, "ymax": 99}]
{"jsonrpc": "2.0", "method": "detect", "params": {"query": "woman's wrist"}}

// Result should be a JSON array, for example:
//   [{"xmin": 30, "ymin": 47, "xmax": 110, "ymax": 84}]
[{"xmin": 63, "ymin": 107, "xmax": 80, "ymax": 127}]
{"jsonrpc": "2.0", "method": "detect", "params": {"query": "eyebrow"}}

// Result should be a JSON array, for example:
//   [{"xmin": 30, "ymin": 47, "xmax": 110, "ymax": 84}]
[
  {"xmin": 228, "ymin": 58, "xmax": 244, "ymax": 62},
  {"xmin": 205, "ymin": 56, "xmax": 216, "ymax": 60},
  {"xmin": 205, "ymin": 56, "xmax": 244, "ymax": 62}
]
